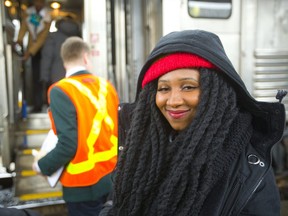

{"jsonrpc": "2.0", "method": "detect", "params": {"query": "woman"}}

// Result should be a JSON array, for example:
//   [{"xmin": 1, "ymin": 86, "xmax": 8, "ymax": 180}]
[{"xmin": 106, "ymin": 30, "xmax": 285, "ymax": 215}]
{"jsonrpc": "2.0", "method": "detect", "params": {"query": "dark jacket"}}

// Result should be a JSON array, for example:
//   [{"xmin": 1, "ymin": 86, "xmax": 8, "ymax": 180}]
[
  {"xmin": 40, "ymin": 18, "xmax": 81, "ymax": 84},
  {"xmin": 133, "ymin": 30, "xmax": 285, "ymax": 215}
]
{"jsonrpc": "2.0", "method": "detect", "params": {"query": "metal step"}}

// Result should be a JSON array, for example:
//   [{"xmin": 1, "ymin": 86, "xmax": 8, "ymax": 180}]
[
  {"xmin": 14, "ymin": 149, "xmax": 62, "ymax": 202},
  {"xmin": 6, "ymin": 112, "xmax": 65, "ymax": 210},
  {"xmin": 22, "ymin": 113, "xmax": 51, "ymax": 131}
]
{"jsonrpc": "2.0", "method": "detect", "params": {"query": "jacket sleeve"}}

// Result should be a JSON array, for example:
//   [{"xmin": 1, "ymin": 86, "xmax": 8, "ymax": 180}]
[
  {"xmin": 28, "ymin": 20, "xmax": 51, "ymax": 55},
  {"xmin": 240, "ymin": 167, "xmax": 281, "ymax": 216},
  {"xmin": 17, "ymin": 12, "xmax": 28, "ymax": 43},
  {"xmin": 38, "ymin": 87, "xmax": 78, "ymax": 176}
]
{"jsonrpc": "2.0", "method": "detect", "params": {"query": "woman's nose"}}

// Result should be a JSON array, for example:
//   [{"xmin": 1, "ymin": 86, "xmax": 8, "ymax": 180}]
[{"xmin": 167, "ymin": 90, "xmax": 183, "ymax": 107}]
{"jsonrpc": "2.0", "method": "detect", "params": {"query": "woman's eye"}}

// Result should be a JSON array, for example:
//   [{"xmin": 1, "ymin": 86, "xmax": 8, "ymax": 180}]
[
  {"xmin": 157, "ymin": 86, "xmax": 169, "ymax": 92},
  {"xmin": 182, "ymin": 85, "xmax": 197, "ymax": 90}
]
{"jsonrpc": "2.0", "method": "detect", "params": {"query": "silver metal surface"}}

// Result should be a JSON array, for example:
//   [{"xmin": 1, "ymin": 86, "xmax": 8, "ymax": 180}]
[
  {"xmin": 0, "ymin": 2, "xmax": 8, "ymax": 120},
  {"xmin": 15, "ymin": 153, "xmax": 34, "ymax": 171},
  {"xmin": 6, "ymin": 44, "xmax": 14, "ymax": 124},
  {"xmin": 14, "ymin": 174, "xmax": 62, "ymax": 197},
  {"xmin": 10, "ymin": 199, "xmax": 65, "ymax": 210},
  {"xmin": 15, "ymin": 133, "xmax": 48, "ymax": 149},
  {"xmin": 24, "ymin": 113, "xmax": 51, "ymax": 130},
  {"xmin": 253, "ymin": 49, "xmax": 288, "ymax": 118},
  {"xmin": 0, "ymin": 118, "xmax": 12, "ymax": 169}
]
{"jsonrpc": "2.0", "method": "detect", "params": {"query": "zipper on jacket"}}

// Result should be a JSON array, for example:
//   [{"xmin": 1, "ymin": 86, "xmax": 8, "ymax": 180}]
[
  {"xmin": 232, "ymin": 153, "xmax": 268, "ymax": 215},
  {"xmin": 220, "ymin": 177, "xmax": 243, "ymax": 216},
  {"xmin": 232, "ymin": 178, "xmax": 264, "ymax": 216},
  {"xmin": 244, "ymin": 178, "xmax": 263, "ymax": 206}
]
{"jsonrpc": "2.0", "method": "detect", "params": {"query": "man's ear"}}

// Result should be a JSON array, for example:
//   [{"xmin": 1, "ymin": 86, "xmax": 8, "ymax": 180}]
[
  {"xmin": 63, "ymin": 62, "xmax": 68, "ymax": 70},
  {"xmin": 83, "ymin": 52, "xmax": 89, "ymax": 65}
]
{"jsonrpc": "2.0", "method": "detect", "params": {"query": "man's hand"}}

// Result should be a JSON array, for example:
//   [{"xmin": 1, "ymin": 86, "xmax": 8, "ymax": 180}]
[
  {"xmin": 33, "ymin": 149, "xmax": 47, "ymax": 161},
  {"xmin": 23, "ymin": 51, "xmax": 31, "ymax": 61},
  {"xmin": 32, "ymin": 149, "xmax": 47, "ymax": 173}
]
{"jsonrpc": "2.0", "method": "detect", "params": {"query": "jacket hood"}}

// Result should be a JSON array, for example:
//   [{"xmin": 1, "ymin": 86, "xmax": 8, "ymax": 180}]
[
  {"xmin": 135, "ymin": 29, "xmax": 285, "ymax": 153},
  {"xmin": 136, "ymin": 30, "xmax": 252, "ymax": 108}
]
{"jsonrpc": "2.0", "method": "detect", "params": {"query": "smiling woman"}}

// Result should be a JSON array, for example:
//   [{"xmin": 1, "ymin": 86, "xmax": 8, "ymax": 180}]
[{"xmin": 100, "ymin": 29, "xmax": 286, "ymax": 216}]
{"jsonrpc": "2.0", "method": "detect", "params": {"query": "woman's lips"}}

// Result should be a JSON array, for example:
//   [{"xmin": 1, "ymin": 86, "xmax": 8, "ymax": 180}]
[{"xmin": 167, "ymin": 110, "xmax": 189, "ymax": 119}]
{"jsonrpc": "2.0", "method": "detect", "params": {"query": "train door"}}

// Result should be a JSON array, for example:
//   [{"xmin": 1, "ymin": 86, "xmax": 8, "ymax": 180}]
[
  {"xmin": 84, "ymin": 0, "xmax": 144, "ymax": 103},
  {"xmin": 83, "ymin": 0, "xmax": 108, "ymax": 80},
  {"xmin": 102, "ymin": 0, "xmax": 163, "ymax": 102},
  {"xmin": 83, "ymin": 0, "xmax": 130, "ymax": 101},
  {"xmin": 0, "ymin": 1, "xmax": 10, "ymax": 171},
  {"xmin": 0, "ymin": 0, "xmax": 23, "ymax": 170}
]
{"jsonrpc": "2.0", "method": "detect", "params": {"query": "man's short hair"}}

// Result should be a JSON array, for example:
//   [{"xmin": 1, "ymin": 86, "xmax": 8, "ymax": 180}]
[{"xmin": 61, "ymin": 37, "xmax": 90, "ymax": 64}]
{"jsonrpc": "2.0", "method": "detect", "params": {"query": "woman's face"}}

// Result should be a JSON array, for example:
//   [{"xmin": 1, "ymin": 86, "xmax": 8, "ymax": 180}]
[{"xmin": 156, "ymin": 68, "xmax": 201, "ymax": 131}]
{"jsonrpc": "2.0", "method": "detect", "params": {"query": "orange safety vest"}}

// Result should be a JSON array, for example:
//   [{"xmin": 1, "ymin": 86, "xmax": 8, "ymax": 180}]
[{"xmin": 47, "ymin": 74, "xmax": 119, "ymax": 187}]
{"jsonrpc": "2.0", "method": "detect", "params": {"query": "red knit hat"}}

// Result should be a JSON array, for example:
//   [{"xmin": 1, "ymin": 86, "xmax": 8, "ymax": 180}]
[{"xmin": 142, "ymin": 53, "xmax": 217, "ymax": 88}]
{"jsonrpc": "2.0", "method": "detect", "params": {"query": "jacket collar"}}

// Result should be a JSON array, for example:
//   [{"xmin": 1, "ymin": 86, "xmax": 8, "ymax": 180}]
[{"xmin": 66, "ymin": 66, "xmax": 87, "ymax": 77}]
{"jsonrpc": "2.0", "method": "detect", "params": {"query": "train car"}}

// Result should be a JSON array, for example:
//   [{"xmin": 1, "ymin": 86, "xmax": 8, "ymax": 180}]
[{"xmin": 0, "ymin": 0, "xmax": 287, "ymax": 215}]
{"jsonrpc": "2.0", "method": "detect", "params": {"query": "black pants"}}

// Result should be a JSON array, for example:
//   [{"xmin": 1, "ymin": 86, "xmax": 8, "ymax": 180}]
[{"xmin": 31, "ymin": 50, "xmax": 43, "ymax": 111}]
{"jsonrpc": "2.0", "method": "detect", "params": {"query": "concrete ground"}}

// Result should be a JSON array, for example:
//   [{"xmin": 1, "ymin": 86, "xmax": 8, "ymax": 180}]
[{"xmin": 281, "ymin": 201, "xmax": 288, "ymax": 216}]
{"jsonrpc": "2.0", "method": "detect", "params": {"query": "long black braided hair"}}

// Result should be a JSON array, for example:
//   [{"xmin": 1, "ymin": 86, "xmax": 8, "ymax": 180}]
[{"xmin": 109, "ymin": 68, "xmax": 252, "ymax": 216}]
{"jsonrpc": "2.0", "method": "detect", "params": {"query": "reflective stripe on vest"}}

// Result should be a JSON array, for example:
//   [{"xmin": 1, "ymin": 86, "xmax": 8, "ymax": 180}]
[{"xmin": 59, "ymin": 77, "xmax": 117, "ymax": 174}]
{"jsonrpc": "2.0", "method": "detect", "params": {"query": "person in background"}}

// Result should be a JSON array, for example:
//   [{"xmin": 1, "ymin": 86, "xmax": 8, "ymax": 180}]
[
  {"xmin": 16, "ymin": 0, "xmax": 51, "ymax": 112},
  {"xmin": 102, "ymin": 29, "xmax": 285, "ymax": 215},
  {"xmin": 33, "ymin": 37, "xmax": 119, "ymax": 216},
  {"xmin": 40, "ymin": 15, "xmax": 81, "ymax": 101}
]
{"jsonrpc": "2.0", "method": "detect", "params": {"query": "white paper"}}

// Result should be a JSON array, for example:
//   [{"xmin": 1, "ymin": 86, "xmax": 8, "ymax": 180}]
[
  {"xmin": 47, "ymin": 166, "xmax": 64, "ymax": 188},
  {"xmin": 41, "ymin": 129, "xmax": 58, "ymax": 152},
  {"xmin": 40, "ymin": 129, "xmax": 64, "ymax": 188}
]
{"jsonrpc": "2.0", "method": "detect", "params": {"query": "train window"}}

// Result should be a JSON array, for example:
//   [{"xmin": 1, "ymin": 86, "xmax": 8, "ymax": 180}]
[{"xmin": 188, "ymin": 0, "xmax": 232, "ymax": 19}]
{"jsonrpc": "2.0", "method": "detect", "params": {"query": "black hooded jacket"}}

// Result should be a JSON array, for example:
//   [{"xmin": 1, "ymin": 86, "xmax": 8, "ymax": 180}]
[
  {"xmin": 128, "ymin": 30, "xmax": 285, "ymax": 215},
  {"xmin": 136, "ymin": 29, "xmax": 285, "ymax": 159}
]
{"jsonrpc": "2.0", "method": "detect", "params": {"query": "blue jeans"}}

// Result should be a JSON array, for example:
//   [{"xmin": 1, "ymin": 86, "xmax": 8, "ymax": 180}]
[{"xmin": 66, "ymin": 195, "xmax": 107, "ymax": 216}]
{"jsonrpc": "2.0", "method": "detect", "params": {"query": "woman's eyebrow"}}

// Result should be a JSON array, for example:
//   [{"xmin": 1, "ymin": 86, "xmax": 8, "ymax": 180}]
[{"xmin": 158, "ymin": 77, "xmax": 199, "ymax": 82}]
